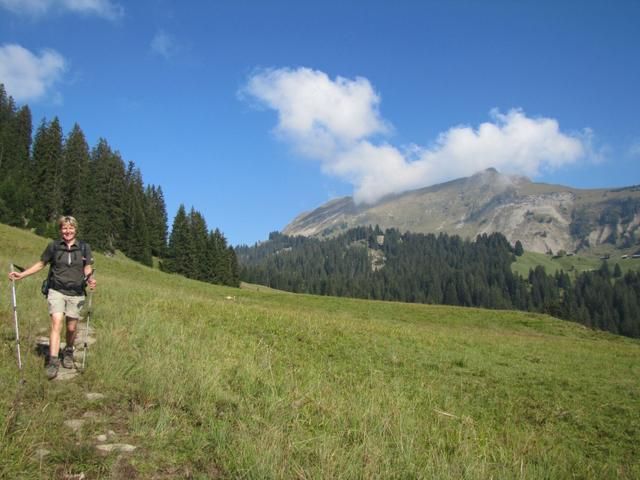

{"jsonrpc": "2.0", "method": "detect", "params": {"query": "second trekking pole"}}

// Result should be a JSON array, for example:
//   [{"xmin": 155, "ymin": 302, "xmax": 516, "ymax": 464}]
[
  {"xmin": 10, "ymin": 264, "xmax": 25, "ymax": 382},
  {"xmin": 81, "ymin": 270, "xmax": 95, "ymax": 371}
]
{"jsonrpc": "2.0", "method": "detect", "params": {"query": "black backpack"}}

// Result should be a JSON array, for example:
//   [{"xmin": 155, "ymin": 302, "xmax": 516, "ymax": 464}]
[{"xmin": 41, "ymin": 240, "xmax": 89, "ymax": 296}]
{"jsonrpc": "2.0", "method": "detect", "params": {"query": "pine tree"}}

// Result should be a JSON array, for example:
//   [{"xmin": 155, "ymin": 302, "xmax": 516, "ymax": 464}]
[
  {"xmin": 226, "ymin": 246, "xmax": 241, "ymax": 287},
  {"xmin": 145, "ymin": 185, "xmax": 168, "ymax": 257},
  {"xmin": 613, "ymin": 263, "xmax": 622, "ymax": 278},
  {"xmin": 121, "ymin": 162, "xmax": 152, "ymax": 266},
  {"xmin": 189, "ymin": 208, "xmax": 209, "ymax": 280},
  {"xmin": 83, "ymin": 139, "xmax": 126, "ymax": 251},
  {"xmin": 32, "ymin": 117, "xmax": 64, "ymax": 234},
  {"xmin": 207, "ymin": 228, "xmax": 228, "ymax": 284},
  {"xmin": 62, "ymin": 124, "xmax": 90, "ymax": 221},
  {"xmin": 514, "ymin": 240, "xmax": 524, "ymax": 256},
  {"xmin": 164, "ymin": 204, "xmax": 190, "ymax": 275},
  {"xmin": 0, "ymin": 92, "xmax": 32, "ymax": 225}
]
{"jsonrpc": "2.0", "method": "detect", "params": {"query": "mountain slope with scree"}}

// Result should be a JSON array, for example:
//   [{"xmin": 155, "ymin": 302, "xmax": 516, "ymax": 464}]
[{"xmin": 284, "ymin": 168, "xmax": 640, "ymax": 255}]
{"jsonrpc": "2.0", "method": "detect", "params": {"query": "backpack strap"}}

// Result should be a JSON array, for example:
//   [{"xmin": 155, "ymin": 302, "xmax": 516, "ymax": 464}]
[
  {"xmin": 78, "ymin": 240, "xmax": 88, "ymax": 267},
  {"xmin": 42, "ymin": 242, "xmax": 56, "ymax": 297}
]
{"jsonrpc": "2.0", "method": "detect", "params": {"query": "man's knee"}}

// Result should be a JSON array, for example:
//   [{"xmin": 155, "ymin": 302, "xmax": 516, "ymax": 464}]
[
  {"xmin": 66, "ymin": 318, "xmax": 78, "ymax": 333},
  {"xmin": 51, "ymin": 313, "xmax": 64, "ymax": 330}
]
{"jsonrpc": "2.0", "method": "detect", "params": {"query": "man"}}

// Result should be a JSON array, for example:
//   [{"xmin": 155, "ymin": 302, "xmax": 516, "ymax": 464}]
[{"xmin": 9, "ymin": 216, "xmax": 97, "ymax": 379}]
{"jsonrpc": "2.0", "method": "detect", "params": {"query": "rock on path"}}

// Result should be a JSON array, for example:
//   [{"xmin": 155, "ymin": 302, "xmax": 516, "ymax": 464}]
[{"xmin": 96, "ymin": 443, "xmax": 137, "ymax": 453}]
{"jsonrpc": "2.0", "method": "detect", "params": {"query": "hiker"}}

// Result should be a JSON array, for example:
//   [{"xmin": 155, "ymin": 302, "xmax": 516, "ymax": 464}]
[{"xmin": 8, "ymin": 216, "xmax": 96, "ymax": 379}]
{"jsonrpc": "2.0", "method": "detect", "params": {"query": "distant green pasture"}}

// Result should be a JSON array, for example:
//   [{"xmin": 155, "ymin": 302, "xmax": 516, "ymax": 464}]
[{"xmin": 512, "ymin": 250, "xmax": 639, "ymax": 277}]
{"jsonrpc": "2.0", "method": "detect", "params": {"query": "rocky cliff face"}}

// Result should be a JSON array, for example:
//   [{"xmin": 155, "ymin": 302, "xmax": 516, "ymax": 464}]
[{"xmin": 283, "ymin": 169, "xmax": 640, "ymax": 254}]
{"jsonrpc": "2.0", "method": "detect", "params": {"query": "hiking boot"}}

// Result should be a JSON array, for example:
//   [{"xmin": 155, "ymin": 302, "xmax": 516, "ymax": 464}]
[
  {"xmin": 46, "ymin": 358, "xmax": 60, "ymax": 380},
  {"xmin": 62, "ymin": 347, "xmax": 75, "ymax": 369}
]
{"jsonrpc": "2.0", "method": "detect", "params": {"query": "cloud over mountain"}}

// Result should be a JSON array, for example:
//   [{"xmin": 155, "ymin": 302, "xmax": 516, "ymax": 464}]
[{"xmin": 244, "ymin": 67, "xmax": 589, "ymax": 204}]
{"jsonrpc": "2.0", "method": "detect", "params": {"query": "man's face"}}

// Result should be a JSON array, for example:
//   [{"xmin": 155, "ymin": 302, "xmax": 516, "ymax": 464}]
[{"xmin": 61, "ymin": 223, "xmax": 76, "ymax": 242}]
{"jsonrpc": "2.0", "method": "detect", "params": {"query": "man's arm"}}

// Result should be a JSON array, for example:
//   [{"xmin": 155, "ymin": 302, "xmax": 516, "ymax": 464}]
[
  {"xmin": 84, "ymin": 265, "xmax": 96, "ymax": 290},
  {"xmin": 8, "ymin": 261, "xmax": 46, "ymax": 281}
]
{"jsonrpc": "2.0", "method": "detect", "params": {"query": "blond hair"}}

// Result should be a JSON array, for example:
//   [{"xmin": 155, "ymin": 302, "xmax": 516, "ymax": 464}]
[{"xmin": 58, "ymin": 215, "xmax": 79, "ymax": 230}]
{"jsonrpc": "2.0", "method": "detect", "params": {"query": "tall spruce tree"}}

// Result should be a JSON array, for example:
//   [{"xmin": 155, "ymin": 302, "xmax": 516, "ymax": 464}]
[
  {"xmin": 62, "ymin": 123, "xmax": 90, "ymax": 223},
  {"xmin": 32, "ymin": 117, "xmax": 64, "ymax": 234},
  {"xmin": 84, "ymin": 139, "xmax": 126, "ymax": 251},
  {"xmin": 225, "ymin": 246, "xmax": 240, "ymax": 287},
  {"xmin": 121, "ymin": 162, "xmax": 152, "ymax": 266},
  {"xmin": 207, "ymin": 228, "xmax": 229, "ymax": 284},
  {"xmin": 145, "ymin": 185, "xmax": 168, "ymax": 257},
  {"xmin": 164, "ymin": 204, "xmax": 190, "ymax": 275},
  {"xmin": 189, "ymin": 208, "xmax": 209, "ymax": 280},
  {"xmin": 0, "ymin": 87, "xmax": 32, "ymax": 225}
]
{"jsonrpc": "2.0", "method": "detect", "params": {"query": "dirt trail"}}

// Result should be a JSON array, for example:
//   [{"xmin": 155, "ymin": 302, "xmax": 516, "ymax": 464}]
[{"xmin": 34, "ymin": 321, "xmax": 138, "ymax": 471}]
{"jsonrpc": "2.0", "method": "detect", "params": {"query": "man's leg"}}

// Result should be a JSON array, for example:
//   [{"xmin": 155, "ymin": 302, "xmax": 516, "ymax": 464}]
[
  {"xmin": 49, "ymin": 312, "xmax": 64, "ymax": 360},
  {"xmin": 62, "ymin": 318, "xmax": 78, "ymax": 368},
  {"xmin": 66, "ymin": 318, "xmax": 78, "ymax": 348},
  {"xmin": 47, "ymin": 312, "xmax": 64, "ymax": 378}
]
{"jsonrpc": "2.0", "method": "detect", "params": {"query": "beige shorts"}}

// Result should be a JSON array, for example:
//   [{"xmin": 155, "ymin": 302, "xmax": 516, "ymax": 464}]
[{"xmin": 47, "ymin": 289, "xmax": 86, "ymax": 318}]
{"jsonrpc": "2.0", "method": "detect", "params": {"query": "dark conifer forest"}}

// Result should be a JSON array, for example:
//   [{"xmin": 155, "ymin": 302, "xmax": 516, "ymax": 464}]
[
  {"xmin": 238, "ymin": 227, "xmax": 640, "ymax": 338},
  {"xmin": 0, "ymin": 85, "xmax": 239, "ymax": 287}
]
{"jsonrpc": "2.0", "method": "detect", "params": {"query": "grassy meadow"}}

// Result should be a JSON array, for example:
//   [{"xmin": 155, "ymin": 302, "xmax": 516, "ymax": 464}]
[
  {"xmin": 511, "ymin": 249, "xmax": 640, "ymax": 278},
  {"xmin": 1, "ymin": 223, "xmax": 639, "ymax": 479}
]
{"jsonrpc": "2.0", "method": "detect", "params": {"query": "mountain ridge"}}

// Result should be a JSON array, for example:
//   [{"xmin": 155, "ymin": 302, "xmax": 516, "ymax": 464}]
[{"xmin": 283, "ymin": 168, "xmax": 640, "ymax": 254}]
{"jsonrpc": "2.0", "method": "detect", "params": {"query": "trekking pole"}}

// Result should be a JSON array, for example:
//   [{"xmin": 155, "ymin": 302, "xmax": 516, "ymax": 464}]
[
  {"xmin": 10, "ymin": 264, "xmax": 25, "ymax": 382},
  {"xmin": 81, "ymin": 270, "xmax": 95, "ymax": 371}
]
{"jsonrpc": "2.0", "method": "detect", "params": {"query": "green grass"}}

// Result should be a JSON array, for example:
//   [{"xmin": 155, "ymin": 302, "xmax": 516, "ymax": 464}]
[
  {"xmin": 2, "ymin": 223, "xmax": 639, "ymax": 479},
  {"xmin": 512, "ymin": 250, "xmax": 640, "ymax": 277}
]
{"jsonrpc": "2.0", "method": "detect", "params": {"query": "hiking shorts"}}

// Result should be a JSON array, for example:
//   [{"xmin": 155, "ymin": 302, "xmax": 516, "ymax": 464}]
[{"xmin": 47, "ymin": 289, "xmax": 85, "ymax": 319}]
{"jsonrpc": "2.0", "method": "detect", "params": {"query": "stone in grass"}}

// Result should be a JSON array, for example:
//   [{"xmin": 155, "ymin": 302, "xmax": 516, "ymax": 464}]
[
  {"xmin": 62, "ymin": 474, "xmax": 86, "ymax": 480},
  {"xmin": 86, "ymin": 392, "xmax": 106, "ymax": 401},
  {"xmin": 55, "ymin": 369, "xmax": 80, "ymax": 381},
  {"xmin": 64, "ymin": 419, "xmax": 85, "ymax": 432},
  {"xmin": 96, "ymin": 443, "xmax": 137, "ymax": 453},
  {"xmin": 97, "ymin": 430, "xmax": 117, "ymax": 442},
  {"xmin": 33, "ymin": 448, "xmax": 50, "ymax": 460}
]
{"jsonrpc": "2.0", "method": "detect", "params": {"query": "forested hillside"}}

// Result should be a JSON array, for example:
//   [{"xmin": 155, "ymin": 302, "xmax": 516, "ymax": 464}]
[
  {"xmin": 0, "ymin": 84, "xmax": 238, "ymax": 287},
  {"xmin": 238, "ymin": 227, "xmax": 640, "ymax": 338}
]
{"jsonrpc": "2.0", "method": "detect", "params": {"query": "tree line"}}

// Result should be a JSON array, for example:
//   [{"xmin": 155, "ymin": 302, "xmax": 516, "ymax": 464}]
[
  {"xmin": 0, "ymin": 84, "xmax": 239, "ymax": 287},
  {"xmin": 237, "ymin": 227, "xmax": 640, "ymax": 338}
]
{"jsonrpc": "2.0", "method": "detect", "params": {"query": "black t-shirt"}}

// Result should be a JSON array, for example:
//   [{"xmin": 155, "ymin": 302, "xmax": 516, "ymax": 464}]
[{"xmin": 41, "ymin": 239, "xmax": 94, "ymax": 296}]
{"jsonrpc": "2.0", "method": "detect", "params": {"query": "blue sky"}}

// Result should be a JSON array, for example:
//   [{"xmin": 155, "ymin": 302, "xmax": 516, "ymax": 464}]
[{"xmin": 1, "ymin": 1, "xmax": 639, "ymax": 245}]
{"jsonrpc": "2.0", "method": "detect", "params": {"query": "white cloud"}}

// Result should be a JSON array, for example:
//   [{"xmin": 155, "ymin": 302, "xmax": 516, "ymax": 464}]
[
  {"xmin": 629, "ymin": 141, "xmax": 640, "ymax": 158},
  {"xmin": 0, "ymin": 43, "xmax": 67, "ymax": 102},
  {"xmin": 243, "ymin": 67, "xmax": 589, "ymax": 204},
  {"xmin": 243, "ymin": 67, "xmax": 389, "ymax": 158},
  {"xmin": 151, "ymin": 30, "xmax": 178, "ymax": 59},
  {"xmin": 0, "ymin": 0, "xmax": 123, "ymax": 20}
]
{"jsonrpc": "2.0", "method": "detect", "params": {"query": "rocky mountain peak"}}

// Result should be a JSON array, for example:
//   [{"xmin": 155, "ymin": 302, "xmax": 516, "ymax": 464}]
[{"xmin": 283, "ymin": 169, "xmax": 640, "ymax": 254}]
